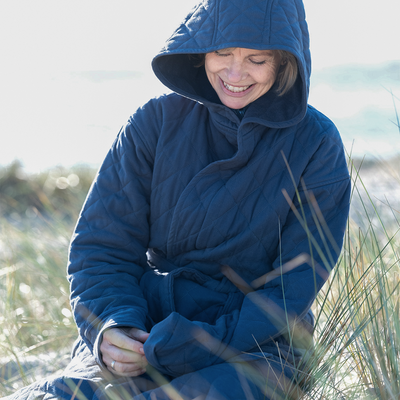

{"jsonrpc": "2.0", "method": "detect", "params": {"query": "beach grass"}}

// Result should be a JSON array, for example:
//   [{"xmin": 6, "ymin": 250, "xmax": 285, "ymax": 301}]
[
  {"xmin": 298, "ymin": 155, "xmax": 400, "ymax": 399},
  {"xmin": 0, "ymin": 162, "xmax": 95, "ymax": 393},
  {"xmin": 0, "ymin": 155, "xmax": 399, "ymax": 399}
]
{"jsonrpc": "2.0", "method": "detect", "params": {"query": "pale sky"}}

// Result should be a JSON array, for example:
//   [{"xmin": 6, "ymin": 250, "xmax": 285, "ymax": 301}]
[{"xmin": 0, "ymin": 0, "xmax": 399, "ymax": 171}]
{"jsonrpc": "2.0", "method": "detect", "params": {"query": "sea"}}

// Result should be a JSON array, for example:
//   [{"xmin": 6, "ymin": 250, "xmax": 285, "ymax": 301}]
[{"xmin": 0, "ymin": 61, "xmax": 399, "ymax": 173}]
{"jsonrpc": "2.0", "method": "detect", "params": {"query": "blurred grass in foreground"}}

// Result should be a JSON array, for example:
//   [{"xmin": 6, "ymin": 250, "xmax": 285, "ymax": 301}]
[
  {"xmin": 0, "ymin": 155, "xmax": 399, "ymax": 399},
  {"xmin": 0, "ymin": 161, "xmax": 96, "ymax": 393}
]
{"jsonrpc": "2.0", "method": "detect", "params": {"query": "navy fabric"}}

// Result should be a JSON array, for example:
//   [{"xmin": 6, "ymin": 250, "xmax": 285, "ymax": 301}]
[
  {"xmin": 3, "ymin": 0, "xmax": 350, "ymax": 399},
  {"xmin": 2, "ymin": 336, "xmax": 305, "ymax": 400}
]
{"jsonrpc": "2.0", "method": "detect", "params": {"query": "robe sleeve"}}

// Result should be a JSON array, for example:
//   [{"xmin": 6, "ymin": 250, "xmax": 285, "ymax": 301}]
[
  {"xmin": 67, "ymin": 101, "xmax": 159, "ymax": 367},
  {"xmin": 228, "ymin": 168, "xmax": 350, "ymax": 351},
  {"xmin": 143, "ymin": 130, "xmax": 351, "ymax": 377}
]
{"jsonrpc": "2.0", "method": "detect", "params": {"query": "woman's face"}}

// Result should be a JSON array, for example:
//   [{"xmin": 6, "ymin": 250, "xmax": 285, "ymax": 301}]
[{"xmin": 205, "ymin": 48, "xmax": 281, "ymax": 109}]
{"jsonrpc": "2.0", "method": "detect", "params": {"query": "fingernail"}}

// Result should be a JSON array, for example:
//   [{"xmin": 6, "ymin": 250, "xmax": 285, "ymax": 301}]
[{"xmin": 139, "ymin": 347, "xmax": 145, "ymax": 354}]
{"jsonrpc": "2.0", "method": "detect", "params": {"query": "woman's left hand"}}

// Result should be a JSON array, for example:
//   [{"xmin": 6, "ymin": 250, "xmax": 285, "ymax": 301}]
[{"xmin": 101, "ymin": 327, "xmax": 150, "ymax": 376}]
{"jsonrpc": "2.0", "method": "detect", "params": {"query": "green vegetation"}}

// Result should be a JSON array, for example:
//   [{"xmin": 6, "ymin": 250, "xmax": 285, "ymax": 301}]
[
  {"xmin": 0, "ymin": 155, "xmax": 399, "ymax": 399},
  {"xmin": 302, "ymin": 155, "xmax": 400, "ymax": 399},
  {"xmin": 0, "ymin": 160, "xmax": 95, "ymax": 222},
  {"xmin": 0, "ymin": 161, "xmax": 96, "ymax": 393}
]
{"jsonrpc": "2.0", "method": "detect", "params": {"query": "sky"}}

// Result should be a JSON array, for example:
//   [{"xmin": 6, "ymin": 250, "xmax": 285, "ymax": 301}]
[{"xmin": 0, "ymin": 0, "xmax": 399, "ymax": 172}]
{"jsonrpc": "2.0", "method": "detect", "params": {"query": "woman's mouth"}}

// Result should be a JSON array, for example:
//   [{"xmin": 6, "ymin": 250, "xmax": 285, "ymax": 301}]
[{"xmin": 222, "ymin": 81, "xmax": 253, "ymax": 93}]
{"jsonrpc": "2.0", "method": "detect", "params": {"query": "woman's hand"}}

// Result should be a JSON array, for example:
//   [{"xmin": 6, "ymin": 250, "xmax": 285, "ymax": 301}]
[{"xmin": 100, "ymin": 327, "xmax": 150, "ymax": 376}]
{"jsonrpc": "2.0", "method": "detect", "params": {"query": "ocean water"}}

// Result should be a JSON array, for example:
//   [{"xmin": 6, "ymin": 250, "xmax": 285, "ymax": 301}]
[
  {"xmin": 310, "ymin": 62, "xmax": 400, "ymax": 159},
  {"xmin": 1, "ymin": 62, "xmax": 398, "ymax": 172}
]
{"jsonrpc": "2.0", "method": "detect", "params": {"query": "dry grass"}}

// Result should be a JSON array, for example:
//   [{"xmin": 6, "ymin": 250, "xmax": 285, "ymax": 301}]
[{"xmin": 0, "ymin": 156, "xmax": 399, "ymax": 399}]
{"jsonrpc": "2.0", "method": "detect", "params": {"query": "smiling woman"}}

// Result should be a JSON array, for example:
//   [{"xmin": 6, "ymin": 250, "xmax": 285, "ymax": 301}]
[
  {"xmin": 204, "ymin": 48, "xmax": 282, "ymax": 109},
  {"xmin": 204, "ymin": 48, "xmax": 298, "ymax": 109},
  {"xmin": 3, "ymin": 0, "xmax": 351, "ymax": 399}
]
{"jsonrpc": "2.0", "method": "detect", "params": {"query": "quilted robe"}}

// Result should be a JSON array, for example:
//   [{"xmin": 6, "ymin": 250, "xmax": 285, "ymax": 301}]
[{"xmin": 3, "ymin": 0, "xmax": 350, "ymax": 399}]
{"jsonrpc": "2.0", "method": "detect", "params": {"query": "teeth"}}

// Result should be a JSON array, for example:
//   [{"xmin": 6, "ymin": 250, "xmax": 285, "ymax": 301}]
[{"xmin": 223, "ymin": 81, "xmax": 251, "ymax": 93}]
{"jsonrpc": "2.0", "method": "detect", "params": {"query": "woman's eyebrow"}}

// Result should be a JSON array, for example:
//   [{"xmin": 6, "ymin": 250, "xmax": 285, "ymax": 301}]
[
  {"xmin": 217, "ymin": 47, "xmax": 236, "ymax": 53},
  {"xmin": 247, "ymin": 51, "xmax": 274, "ymax": 57}
]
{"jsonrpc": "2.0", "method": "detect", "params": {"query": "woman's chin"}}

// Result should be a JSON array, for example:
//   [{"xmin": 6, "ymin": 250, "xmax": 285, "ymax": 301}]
[{"xmin": 220, "ymin": 97, "xmax": 251, "ymax": 109}]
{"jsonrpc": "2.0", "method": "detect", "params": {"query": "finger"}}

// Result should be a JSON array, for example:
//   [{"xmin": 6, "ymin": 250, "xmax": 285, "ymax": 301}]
[
  {"xmin": 103, "ymin": 328, "xmax": 145, "ymax": 354},
  {"xmin": 126, "ymin": 328, "xmax": 150, "ymax": 343},
  {"xmin": 102, "ymin": 340, "xmax": 148, "ymax": 365},
  {"xmin": 105, "ymin": 359, "xmax": 147, "ymax": 377},
  {"xmin": 102, "ymin": 352, "xmax": 148, "ymax": 368},
  {"xmin": 103, "ymin": 351, "xmax": 147, "ymax": 372},
  {"xmin": 104, "ymin": 356, "xmax": 146, "ymax": 372}
]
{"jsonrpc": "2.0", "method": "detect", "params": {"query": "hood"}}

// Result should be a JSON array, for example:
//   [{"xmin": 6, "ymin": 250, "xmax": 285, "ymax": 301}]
[{"xmin": 152, "ymin": 0, "xmax": 311, "ymax": 127}]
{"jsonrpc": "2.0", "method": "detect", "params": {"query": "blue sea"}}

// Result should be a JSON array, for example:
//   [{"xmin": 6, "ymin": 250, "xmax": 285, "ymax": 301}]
[{"xmin": 1, "ymin": 60, "xmax": 399, "ymax": 173}]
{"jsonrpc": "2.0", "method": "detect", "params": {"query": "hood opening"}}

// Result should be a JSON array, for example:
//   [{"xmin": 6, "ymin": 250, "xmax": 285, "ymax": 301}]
[
  {"xmin": 153, "ymin": 54, "xmax": 221, "ymax": 105},
  {"xmin": 154, "ymin": 52, "xmax": 306, "ymax": 127}
]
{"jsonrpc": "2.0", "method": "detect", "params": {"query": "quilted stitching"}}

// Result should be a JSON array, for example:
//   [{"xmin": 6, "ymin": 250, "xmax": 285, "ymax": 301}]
[{"xmin": 66, "ymin": 0, "xmax": 351, "ymax": 387}]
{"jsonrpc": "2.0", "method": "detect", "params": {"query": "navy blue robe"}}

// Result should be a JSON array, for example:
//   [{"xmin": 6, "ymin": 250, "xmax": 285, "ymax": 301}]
[{"xmin": 4, "ymin": 0, "xmax": 350, "ymax": 398}]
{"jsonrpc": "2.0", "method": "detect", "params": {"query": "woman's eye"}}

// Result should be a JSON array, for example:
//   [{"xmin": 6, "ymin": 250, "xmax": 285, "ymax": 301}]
[
  {"xmin": 250, "ymin": 59, "xmax": 267, "ymax": 65},
  {"xmin": 215, "ymin": 51, "xmax": 230, "ymax": 57}
]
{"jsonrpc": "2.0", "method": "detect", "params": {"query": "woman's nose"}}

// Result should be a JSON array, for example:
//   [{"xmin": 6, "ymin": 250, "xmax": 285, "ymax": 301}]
[{"xmin": 226, "ymin": 60, "xmax": 246, "ymax": 83}]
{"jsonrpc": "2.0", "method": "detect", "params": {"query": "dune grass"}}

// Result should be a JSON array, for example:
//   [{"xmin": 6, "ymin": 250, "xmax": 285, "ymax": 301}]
[
  {"xmin": 0, "ymin": 216, "xmax": 77, "ymax": 391},
  {"xmin": 0, "ymin": 155, "xmax": 399, "ymax": 399},
  {"xmin": 299, "ymin": 156, "xmax": 400, "ymax": 399},
  {"xmin": 0, "ymin": 162, "xmax": 95, "ymax": 394}
]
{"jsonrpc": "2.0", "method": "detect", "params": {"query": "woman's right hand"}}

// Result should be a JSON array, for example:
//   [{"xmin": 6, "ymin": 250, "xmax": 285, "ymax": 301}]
[{"xmin": 100, "ymin": 327, "xmax": 150, "ymax": 376}]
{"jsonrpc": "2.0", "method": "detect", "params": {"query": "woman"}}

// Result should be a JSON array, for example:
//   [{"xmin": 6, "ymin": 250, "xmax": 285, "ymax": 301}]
[{"xmin": 5, "ymin": 0, "xmax": 350, "ymax": 399}]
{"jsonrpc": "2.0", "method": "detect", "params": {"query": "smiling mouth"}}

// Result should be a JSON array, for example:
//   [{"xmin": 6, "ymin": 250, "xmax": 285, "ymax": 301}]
[{"xmin": 223, "ymin": 81, "xmax": 253, "ymax": 93}]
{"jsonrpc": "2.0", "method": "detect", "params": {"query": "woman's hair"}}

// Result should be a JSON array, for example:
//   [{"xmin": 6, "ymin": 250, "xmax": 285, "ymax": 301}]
[
  {"xmin": 275, "ymin": 50, "xmax": 298, "ymax": 96},
  {"xmin": 189, "ymin": 49, "xmax": 298, "ymax": 96}
]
